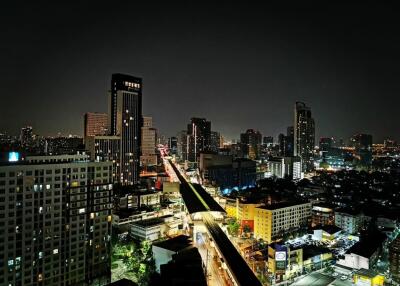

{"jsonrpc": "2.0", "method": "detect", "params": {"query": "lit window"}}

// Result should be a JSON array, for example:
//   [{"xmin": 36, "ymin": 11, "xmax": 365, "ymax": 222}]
[
  {"xmin": 79, "ymin": 208, "xmax": 85, "ymax": 214},
  {"xmin": 53, "ymin": 249, "xmax": 58, "ymax": 254}
]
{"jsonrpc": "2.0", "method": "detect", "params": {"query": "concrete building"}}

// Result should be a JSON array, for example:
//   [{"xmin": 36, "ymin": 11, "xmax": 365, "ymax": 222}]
[
  {"xmin": 0, "ymin": 154, "xmax": 113, "ymax": 285},
  {"xmin": 85, "ymin": 135, "xmax": 120, "ymax": 182},
  {"xmin": 83, "ymin": 112, "xmax": 108, "ymax": 139},
  {"xmin": 254, "ymin": 201, "xmax": 312, "ymax": 243},
  {"xmin": 130, "ymin": 215, "xmax": 182, "ymax": 241},
  {"xmin": 311, "ymin": 204, "xmax": 335, "ymax": 227},
  {"xmin": 109, "ymin": 73, "xmax": 142, "ymax": 185},
  {"xmin": 268, "ymin": 156, "xmax": 302, "ymax": 180},
  {"xmin": 140, "ymin": 116, "xmax": 157, "ymax": 166},
  {"xmin": 294, "ymin": 102, "xmax": 315, "ymax": 172},
  {"xmin": 335, "ymin": 209, "xmax": 364, "ymax": 234}
]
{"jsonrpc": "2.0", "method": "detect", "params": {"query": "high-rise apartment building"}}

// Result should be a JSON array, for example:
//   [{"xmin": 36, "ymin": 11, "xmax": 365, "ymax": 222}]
[
  {"xmin": 254, "ymin": 201, "xmax": 311, "ymax": 243},
  {"xmin": 0, "ymin": 154, "xmax": 113, "ymax": 286},
  {"xmin": 85, "ymin": 135, "xmax": 121, "ymax": 181},
  {"xmin": 109, "ymin": 73, "xmax": 142, "ymax": 185},
  {"xmin": 83, "ymin": 112, "xmax": 108, "ymax": 139},
  {"xmin": 168, "ymin": 137, "xmax": 178, "ymax": 155},
  {"xmin": 210, "ymin": 131, "xmax": 221, "ymax": 153},
  {"xmin": 140, "ymin": 116, "xmax": 157, "ymax": 166},
  {"xmin": 186, "ymin": 118, "xmax": 211, "ymax": 162},
  {"xmin": 240, "ymin": 129, "xmax": 262, "ymax": 160},
  {"xmin": 294, "ymin": 102, "xmax": 315, "ymax": 172}
]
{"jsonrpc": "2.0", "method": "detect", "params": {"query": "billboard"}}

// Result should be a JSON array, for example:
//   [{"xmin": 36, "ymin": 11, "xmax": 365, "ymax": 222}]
[
  {"xmin": 8, "ymin": 152, "xmax": 20, "ymax": 162},
  {"xmin": 275, "ymin": 245, "xmax": 287, "ymax": 273}
]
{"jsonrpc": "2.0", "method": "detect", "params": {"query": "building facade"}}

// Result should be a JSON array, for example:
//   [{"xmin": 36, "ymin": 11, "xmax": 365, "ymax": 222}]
[
  {"xmin": 110, "ymin": 73, "xmax": 143, "ymax": 185},
  {"xmin": 254, "ymin": 202, "xmax": 311, "ymax": 243},
  {"xmin": 140, "ymin": 116, "xmax": 157, "ymax": 166},
  {"xmin": 0, "ymin": 154, "xmax": 113, "ymax": 286},
  {"xmin": 83, "ymin": 112, "xmax": 108, "ymax": 139},
  {"xmin": 294, "ymin": 102, "xmax": 315, "ymax": 172}
]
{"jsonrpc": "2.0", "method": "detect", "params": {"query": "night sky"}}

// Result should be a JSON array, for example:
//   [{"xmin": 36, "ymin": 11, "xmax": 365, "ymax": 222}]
[{"xmin": 1, "ymin": 2, "xmax": 399, "ymax": 142}]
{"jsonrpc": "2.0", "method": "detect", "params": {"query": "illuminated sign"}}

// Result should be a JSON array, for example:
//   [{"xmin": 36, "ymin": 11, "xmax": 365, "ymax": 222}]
[
  {"xmin": 8, "ymin": 152, "xmax": 20, "ymax": 162},
  {"xmin": 275, "ymin": 251, "xmax": 286, "ymax": 261}
]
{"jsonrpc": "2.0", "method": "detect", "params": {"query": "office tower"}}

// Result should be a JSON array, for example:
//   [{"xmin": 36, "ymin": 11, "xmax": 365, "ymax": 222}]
[
  {"xmin": 389, "ymin": 234, "xmax": 400, "ymax": 283},
  {"xmin": 210, "ymin": 131, "xmax": 221, "ymax": 152},
  {"xmin": 109, "ymin": 73, "xmax": 142, "ymax": 185},
  {"xmin": 263, "ymin": 136, "xmax": 273, "ymax": 146},
  {"xmin": 294, "ymin": 102, "xmax": 315, "ymax": 172},
  {"xmin": 140, "ymin": 116, "xmax": 157, "ymax": 166},
  {"xmin": 168, "ymin": 137, "xmax": 178, "ymax": 155},
  {"xmin": 0, "ymin": 154, "xmax": 113, "ymax": 285},
  {"xmin": 20, "ymin": 126, "xmax": 34, "ymax": 149},
  {"xmin": 84, "ymin": 112, "xmax": 108, "ymax": 139},
  {"xmin": 254, "ymin": 201, "xmax": 311, "ymax": 243},
  {"xmin": 240, "ymin": 129, "xmax": 262, "ymax": 160},
  {"xmin": 85, "ymin": 135, "xmax": 121, "ymax": 181},
  {"xmin": 186, "ymin": 118, "xmax": 211, "ymax": 162},
  {"xmin": 351, "ymin": 134, "xmax": 373, "ymax": 167}
]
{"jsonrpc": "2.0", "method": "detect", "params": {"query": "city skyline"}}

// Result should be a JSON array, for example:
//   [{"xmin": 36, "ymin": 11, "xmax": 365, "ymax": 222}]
[{"xmin": 1, "ymin": 2, "xmax": 400, "ymax": 141}]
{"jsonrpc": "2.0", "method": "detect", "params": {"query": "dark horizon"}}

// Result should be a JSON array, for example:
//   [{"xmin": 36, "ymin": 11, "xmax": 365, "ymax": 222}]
[{"xmin": 1, "ymin": 2, "xmax": 400, "ymax": 142}]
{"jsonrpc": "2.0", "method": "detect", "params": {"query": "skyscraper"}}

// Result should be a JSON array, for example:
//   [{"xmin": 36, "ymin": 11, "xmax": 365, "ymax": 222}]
[
  {"xmin": 240, "ymin": 129, "xmax": 262, "ymax": 160},
  {"xmin": 0, "ymin": 154, "xmax": 113, "ymax": 285},
  {"xmin": 186, "ymin": 118, "xmax": 211, "ymax": 162},
  {"xmin": 210, "ymin": 131, "xmax": 221, "ymax": 152},
  {"xmin": 140, "ymin": 116, "xmax": 157, "ymax": 166},
  {"xmin": 109, "ymin": 73, "xmax": 142, "ymax": 185},
  {"xmin": 294, "ymin": 102, "xmax": 315, "ymax": 172},
  {"xmin": 84, "ymin": 112, "xmax": 108, "ymax": 138}
]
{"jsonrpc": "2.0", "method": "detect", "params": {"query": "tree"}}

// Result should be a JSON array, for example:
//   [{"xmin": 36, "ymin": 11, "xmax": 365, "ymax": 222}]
[{"xmin": 227, "ymin": 218, "xmax": 240, "ymax": 236}]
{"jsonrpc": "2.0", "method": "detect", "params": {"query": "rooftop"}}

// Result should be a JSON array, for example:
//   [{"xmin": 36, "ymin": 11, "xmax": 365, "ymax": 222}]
[
  {"xmin": 257, "ymin": 201, "xmax": 310, "ymax": 210},
  {"xmin": 153, "ymin": 235, "xmax": 192, "ymax": 252},
  {"xmin": 349, "ymin": 231, "xmax": 386, "ymax": 258}
]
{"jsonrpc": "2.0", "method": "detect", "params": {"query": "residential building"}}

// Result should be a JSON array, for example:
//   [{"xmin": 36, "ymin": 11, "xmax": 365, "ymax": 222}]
[
  {"xmin": 311, "ymin": 204, "xmax": 335, "ymax": 227},
  {"xmin": 85, "ymin": 135, "xmax": 120, "ymax": 182},
  {"xmin": 335, "ymin": 209, "xmax": 364, "ymax": 234},
  {"xmin": 83, "ymin": 112, "xmax": 108, "ymax": 139},
  {"xmin": 0, "ymin": 154, "xmax": 113, "ymax": 285},
  {"xmin": 294, "ymin": 102, "xmax": 315, "ymax": 172},
  {"xmin": 140, "ymin": 116, "xmax": 157, "ymax": 166},
  {"xmin": 254, "ymin": 201, "xmax": 312, "ymax": 243}
]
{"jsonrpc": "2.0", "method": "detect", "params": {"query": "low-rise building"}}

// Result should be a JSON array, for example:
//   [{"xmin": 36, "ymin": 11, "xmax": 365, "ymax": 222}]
[
  {"xmin": 311, "ymin": 204, "xmax": 334, "ymax": 227},
  {"xmin": 335, "ymin": 209, "xmax": 364, "ymax": 234},
  {"xmin": 337, "ymin": 231, "xmax": 386, "ymax": 270},
  {"xmin": 130, "ymin": 215, "xmax": 182, "ymax": 241},
  {"xmin": 254, "ymin": 201, "xmax": 311, "ymax": 243}
]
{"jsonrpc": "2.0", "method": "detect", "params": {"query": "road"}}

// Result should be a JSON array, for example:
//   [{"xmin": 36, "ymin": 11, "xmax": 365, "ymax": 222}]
[
  {"xmin": 203, "ymin": 213, "xmax": 262, "ymax": 286},
  {"xmin": 196, "ymin": 232, "xmax": 227, "ymax": 286}
]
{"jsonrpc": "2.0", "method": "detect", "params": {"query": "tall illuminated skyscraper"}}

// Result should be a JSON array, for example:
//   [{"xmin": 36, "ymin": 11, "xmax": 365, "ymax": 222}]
[
  {"xmin": 294, "ymin": 102, "xmax": 315, "ymax": 172},
  {"xmin": 187, "ymin": 118, "xmax": 211, "ymax": 162},
  {"xmin": 84, "ymin": 112, "xmax": 108, "ymax": 138},
  {"xmin": 109, "ymin": 73, "xmax": 142, "ymax": 185}
]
